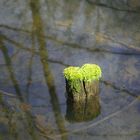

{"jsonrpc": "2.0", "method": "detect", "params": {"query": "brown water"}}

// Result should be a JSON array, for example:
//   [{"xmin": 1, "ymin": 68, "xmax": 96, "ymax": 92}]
[{"xmin": 0, "ymin": 0, "xmax": 140, "ymax": 140}]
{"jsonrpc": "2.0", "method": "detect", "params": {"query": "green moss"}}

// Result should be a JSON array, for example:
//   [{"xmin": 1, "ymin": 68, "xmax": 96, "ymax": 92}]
[
  {"xmin": 63, "ymin": 66, "xmax": 83, "ymax": 81},
  {"xmin": 63, "ymin": 67, "xmax": 83, "ymax": 93},
  {"xmin": 81, "ymin": 64, "xmax": 102, "ymax": 82},
  {"xmin": 63, "ymin": 64, "xmax": 102, "ymax": 82},
  {"xmin": 69, "ymin": 80, "xmax": 81, "ymax": 93}
]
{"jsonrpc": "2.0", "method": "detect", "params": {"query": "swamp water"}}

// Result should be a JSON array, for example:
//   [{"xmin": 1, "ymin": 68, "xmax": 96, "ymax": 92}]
[{"xmin": 0, "ymin": 0, "xmax": 140, "ymax": 140}]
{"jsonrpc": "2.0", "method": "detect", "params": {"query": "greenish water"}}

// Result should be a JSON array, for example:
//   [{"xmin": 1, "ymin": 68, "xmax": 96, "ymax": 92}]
[{"xmin": 0, "ymin": 0, "xmax": 140, "ymax": 140}]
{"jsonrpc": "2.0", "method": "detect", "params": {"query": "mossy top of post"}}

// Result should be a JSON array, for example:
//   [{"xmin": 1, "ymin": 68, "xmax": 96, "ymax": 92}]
[
  {"xmin": 81, "ymin": 64, "xmax": 102, "ymax": 82},
  {"xmin": 63, "ymin": 66, "xmax": 83, "ymax": 81},
  {"xmin": 63, "ymin": 64, "xmax": 102, "ymax": 82}
]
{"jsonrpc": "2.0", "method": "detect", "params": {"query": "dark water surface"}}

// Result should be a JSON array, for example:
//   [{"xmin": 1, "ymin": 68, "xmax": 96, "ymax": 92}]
[{"xmin": 0, "ymin": 0, "xmax": 140, "ymax": 140}]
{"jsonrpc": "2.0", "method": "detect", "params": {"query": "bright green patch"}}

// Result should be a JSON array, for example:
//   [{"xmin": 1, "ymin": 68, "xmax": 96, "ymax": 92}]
[
  {"xmin": 81, "ymin": 64, "xmax": 102, "ymax": 82},
  {"xmin": 63, "ymin": 67, "xmax": 83, "ymax": 93},
  {"xmin": 63, "ymin": 66, "xmax": 83, "ymax": 81},
  {"xmin": 63, "ymin": 64, "xmax": 102, "ymax": 82}
]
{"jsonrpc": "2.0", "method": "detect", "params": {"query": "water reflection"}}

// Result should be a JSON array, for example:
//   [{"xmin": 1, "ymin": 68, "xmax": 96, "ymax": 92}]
[
  {"xmin": 0, "ymin": 0, "xmax": 140, "ymax": 139},
  {"xmin": 0, "ymin": 93, "xmax": 39, "ymax": 140},
  {"xmin": 0, "ymin": 37, "xmax": 24, "ymax": 101},
  {"xmin": 0, "ymin": 30, "xmax": 39, "ymax": 140},
  {"xmin": 30, "ymin": 0, "xmax": 67, "ymax": 139},
  {"xmin": 25, "ymin": 26, "xmax": 36, "ymax": 102}
]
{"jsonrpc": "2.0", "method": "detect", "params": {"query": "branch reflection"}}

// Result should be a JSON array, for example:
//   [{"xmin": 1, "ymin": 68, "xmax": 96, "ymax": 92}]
[{"xmin": 30, "ymin": 0, "xmax": 67, "ymax": 139}]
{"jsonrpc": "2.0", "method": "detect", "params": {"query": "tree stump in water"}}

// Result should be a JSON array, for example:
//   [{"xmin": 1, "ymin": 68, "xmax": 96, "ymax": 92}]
[
  {"xmin": 66, "ymin": 95, "xmax": 100, "ymax": 122},
  {"xmin": 63, "ymin": 64, "xmax": 102, "ymax": 122}
]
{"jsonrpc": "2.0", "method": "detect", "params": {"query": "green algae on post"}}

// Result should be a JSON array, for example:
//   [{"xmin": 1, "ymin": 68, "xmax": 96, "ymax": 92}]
[
  {"xmin": 64, "ymin": 66, "xmax": 83, "ymax": 94},
  {"xmin": 63, "ymin": 63, "xmax": 102, "ymax": 99},
  {"xmin": 64, "ymin": 64, "xmax": 102, "ymax": 122},
  {"xmin": 63, "ymin": 64, "xmax": 102, "ymax": 82},
  {"xmin": 81, "ymin": 64, "xmax": 102, "ymax": 82},
  {"xmin": 63, "ymin": 66, "xmax": 82, "ymax": 81}
]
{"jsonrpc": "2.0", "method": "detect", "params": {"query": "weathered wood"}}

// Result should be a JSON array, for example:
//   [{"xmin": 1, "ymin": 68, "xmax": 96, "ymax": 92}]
[
  {"xmin": 64, "ymin": 64, "xmax": 102, "ymax": 122},
  {"xmin": 66, "ymin": 96, "xmax": 100, "ymax": 122},
  {"xmin": 65, "ymin": 79, "xmax": 100, "ymax": 122},
  {"xmin": 65, "ymin": 79, "xmax": 85, "ymax": 102},
  {"xmin": 65, "ymin": 79, "xmax": 99, "ymax": 102}
]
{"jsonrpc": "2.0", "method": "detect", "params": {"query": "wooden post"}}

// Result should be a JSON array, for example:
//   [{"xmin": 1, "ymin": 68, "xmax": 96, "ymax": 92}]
[
  {"xmin": 66, "ymin": 96, "xmax": 100, "ymax": 122},
  {"xmin": 64, "ymin": 64, "xmax": 102, "ymax": 122}
]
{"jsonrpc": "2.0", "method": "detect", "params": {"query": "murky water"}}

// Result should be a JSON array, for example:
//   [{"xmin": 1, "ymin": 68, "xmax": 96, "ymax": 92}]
[{"xmin": 0, "ymin": 0, "xmax": 140, "ymax": 140}]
